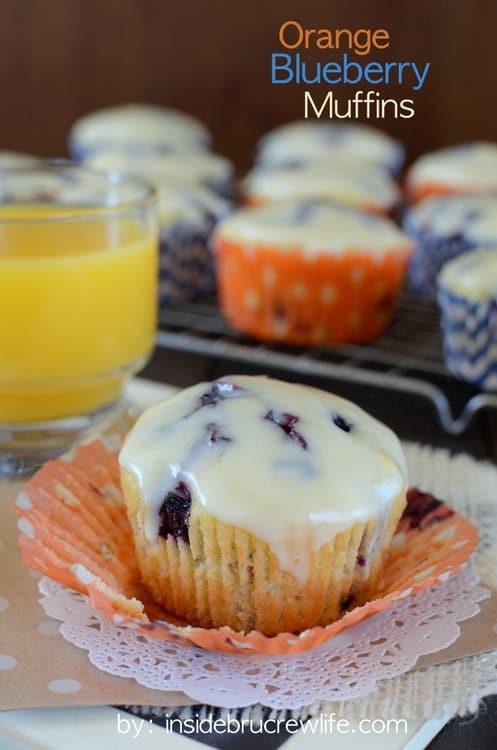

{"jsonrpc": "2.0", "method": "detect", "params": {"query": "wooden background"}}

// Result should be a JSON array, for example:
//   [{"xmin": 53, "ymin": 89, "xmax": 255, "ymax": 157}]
[{"xmin": 0, "ymin": 0, "xmax": 495, "ymax": 170}]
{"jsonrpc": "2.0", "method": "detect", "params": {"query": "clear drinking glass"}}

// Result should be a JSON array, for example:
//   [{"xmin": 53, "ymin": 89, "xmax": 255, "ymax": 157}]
[{"xmin": 0, "ymin": 162, "xmax": 158, "ymax": 475}]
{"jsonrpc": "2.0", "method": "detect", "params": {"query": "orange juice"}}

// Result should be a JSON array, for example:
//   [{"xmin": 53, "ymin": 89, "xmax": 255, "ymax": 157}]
[{"xmin": 0, "ymin": 205, "xmax": 157, "ymax": 422}]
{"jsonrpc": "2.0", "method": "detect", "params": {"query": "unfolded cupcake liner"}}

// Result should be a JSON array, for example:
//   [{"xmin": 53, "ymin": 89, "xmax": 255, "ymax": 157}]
[
  {"xmin": 16, "ymin": 437, "xmax": 478, "ymax": 655},
  {"xmin": 213, "ymin": 237, "xmax": 411, "ymax": 345},
  {"xmin": 438, "ymin": 285, "xmax": 497, "ymax": 389}
]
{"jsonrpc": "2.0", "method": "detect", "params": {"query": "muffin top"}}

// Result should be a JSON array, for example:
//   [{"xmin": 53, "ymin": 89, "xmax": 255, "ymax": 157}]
[
  {"xmin": 438, "ymin": 247, "xmax": 497, "ymax": 300},
  {"xmin": 405, "ymin": 195, "xmax": 497, "ymax": 244},
  {"xmin": 69, "ymin": 103, "xmax": 211, "ymax": 154},
  {"xmin": 0, "ymin": 151, "xmax": 41, "ymax": 168},
  {"xmin": 256, "ymin": 121, "xmax": 404, "ymax": 173},
  {"xmin": 85, "ymin": 147, "xmax": 233, "ymax": 191},
  {"xmin": 120, "ymin": 375, "xmax": 408, "ymax": 581},
  {"xmin": 243, "ymin": 161, "xmax": 400, "ymax": 212},
  {"xmin": 407, "ymin": 143, "xmax": 497, "ymax": 193},
  {"xmin": 157, "ymin": 184, "xmax": 231, "ymax": 230},
  {"xmin": 213, "ymin": 201, "xmax": 410, "ymax": 257}
]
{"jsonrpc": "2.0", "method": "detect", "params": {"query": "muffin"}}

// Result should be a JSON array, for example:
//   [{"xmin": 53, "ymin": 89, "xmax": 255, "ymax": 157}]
[
  {"xmin": 0, "ymin": 151, "xmax": 41, "ymax": 168},
  {"xmin": 211, "ymin": 201, "xmax": 411, "ymax": 345},
  {"xmin": 69, "ymin": 103, "xmax": 211, "ymax": 159},
  {"xmin": 438, "ymin": 248, "xmax": 497, "ymax": 389},
  {"xmin": 119, "ymin": 375, "xmax": 408, "ymax": 635},
  {"xmin": 406, "ymin": 142, "xmax": 497, "ymax": 204},
  {"xmin": 84, "ymin": 147, "xmax": 234, "ymax": 199},
  {"xmin": 404, "ymin": 195, "xmax": 497, "ymax": 299},
  {"xmin": 256, "ymin": 121, "xmax": 405, "ymax": 175},
  {"xmin": 242, "ymin": 161, "xmax": 400, "ymax": 215},
  {"xmin": 157, "ymin": 184, "xmax": 231, "ymax": 302}
]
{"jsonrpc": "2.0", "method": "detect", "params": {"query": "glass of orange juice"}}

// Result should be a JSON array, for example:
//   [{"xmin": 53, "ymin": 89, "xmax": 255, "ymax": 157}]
[{"xmin": 0, "ymin": 162, "xmax": 158, "ymax": 475}]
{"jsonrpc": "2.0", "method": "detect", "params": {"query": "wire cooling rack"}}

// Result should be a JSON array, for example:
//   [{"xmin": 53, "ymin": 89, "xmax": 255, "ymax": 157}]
[{"xmin": 157, "ymin": 292, "xmax": 497, "ymax": 435}]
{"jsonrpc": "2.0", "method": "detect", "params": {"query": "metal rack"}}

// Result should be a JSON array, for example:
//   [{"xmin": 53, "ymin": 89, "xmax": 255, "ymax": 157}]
[{"xmin": 157, "ymin": 292, "xmax": 497, "ymax": 435}]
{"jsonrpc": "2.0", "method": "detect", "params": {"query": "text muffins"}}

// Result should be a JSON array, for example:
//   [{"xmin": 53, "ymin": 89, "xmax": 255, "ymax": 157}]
[
  {"xmin": 438, "ymin": 248, "xmax": 497, "ymax": 389},
  {"xmin": 212, "ymin": 201, "xmax": 412, "ymax": 345},
  {"xmin": 406, "ymin": 142, "xmax": 497, "ymax": 204},
  {"xmin": 256, "ymin": 121, "xmax": 405, "ymax": 175},
  {"xmin": 119, "ymin": 375, "xmax": 408, "ymax": 635},
  {"xmin": 404, "ymin": 195, "xmax": 497, "ymax": 299},
  {"xmin": 242, "ymin": 161, "xmax": 400, "ymax": 215},
  {"xmin": 69, "ymin": 102, "xmax": 211, "ymax": 159}
]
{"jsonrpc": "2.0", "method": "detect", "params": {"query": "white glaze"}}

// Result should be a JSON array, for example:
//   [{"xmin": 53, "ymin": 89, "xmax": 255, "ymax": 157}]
[
  {"xmin": 408, "ymin": 143, "xmax": 497, "ymax": 192},
  {"xmin": 438, "ymin": 247, "xmax": 497, "ymax": 300},
  {"xmin": 406, "ymin": 195, "xmax": 497, "ymax": 243},
  {"xmin": 70, "ymin": 103, "xmax": 210, "ymax": 152},
  {"xmin": 157, "ymin": 184, "xmax": 231, "ymax": 229},
  {"xmin": 243, "ymin": 161, "xmax": 399, "ymax": 211},
  {"xmin": 0, "ymin": 151, "xmax": 41, "ymax": 167},
  {"xmin": 120, "ymin": 376, "xmax": 408, "ymax": 582},
  {"xmin": 213, "ymin": 201, "xmax": 410, "ymax": 257},
  {"xmin": 257, "ymin": 121, "xmax": 403, "ymax": 170},
  {"xmin": 85, "ymin": 148, "xmax": 233, "ymax": 190}
]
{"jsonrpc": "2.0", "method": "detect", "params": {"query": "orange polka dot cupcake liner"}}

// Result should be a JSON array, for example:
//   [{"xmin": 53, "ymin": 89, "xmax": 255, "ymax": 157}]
[
  {"xmin": 405, "ymin": 182, "xmax": 485, "ymax": 205},
  {"xmin": 214, "ymin": 238, "xmax": 411, "ymax": 345},
  {"xmin": 16, "ymin": 438, "xmax": 478, "ymax": 655}
]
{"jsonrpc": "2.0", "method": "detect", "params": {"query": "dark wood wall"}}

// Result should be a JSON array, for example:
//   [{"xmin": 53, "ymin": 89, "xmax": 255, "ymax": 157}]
[{"xmin": 0, "ymin": 0, "xmax": 495, "ymax": 169}]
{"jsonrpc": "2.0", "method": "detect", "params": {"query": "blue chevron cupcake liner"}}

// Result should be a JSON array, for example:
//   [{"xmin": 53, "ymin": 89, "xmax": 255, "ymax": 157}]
[
  {"xmin": 404, "ymin": 220, "xmax": 477, "ymax": 301},
  {"xmin": 438, "ymin": 286, "xmax": 497, "ymax": 389},
  {"xmin": 159, "ymin": 223, "xmax": 216, "ymax": 304}
]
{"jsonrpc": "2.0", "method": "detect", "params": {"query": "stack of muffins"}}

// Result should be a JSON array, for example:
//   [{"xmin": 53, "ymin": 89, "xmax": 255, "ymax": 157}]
[
  {"xmin": 403, "ymin": 142, "xmax": 497, "ymax": 388},
  {"xmin": 212, "ymin": 121, "xmax": 412, "ymax": 346},
  {"xmin": 69, "ymin": 103, "xmax": 234, "ymax": 303}
]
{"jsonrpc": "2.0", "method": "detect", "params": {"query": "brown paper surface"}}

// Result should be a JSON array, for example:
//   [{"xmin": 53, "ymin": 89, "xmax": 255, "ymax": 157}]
[
  {"xmin": 0, "ymin": 478, "xmax": 193, "ymax": 711},
  {"xmin": 1, "ymin": 475, "xmax": 496, "ymax": 711}
]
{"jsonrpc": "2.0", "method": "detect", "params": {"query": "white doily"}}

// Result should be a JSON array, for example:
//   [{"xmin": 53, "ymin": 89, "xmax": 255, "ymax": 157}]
[{"xmin": 39, "ymin": 567, "xmax": 488, "ymax": 710}]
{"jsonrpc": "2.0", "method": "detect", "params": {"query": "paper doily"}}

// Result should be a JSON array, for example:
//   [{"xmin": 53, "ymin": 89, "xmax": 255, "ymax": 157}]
[
  {"xmin": 16, "ymin": 437, "xmax": 479, "ymax": 655},
  {"xmin": 39, "ymin": 568, "xmax": 488, "ymax": 709}
]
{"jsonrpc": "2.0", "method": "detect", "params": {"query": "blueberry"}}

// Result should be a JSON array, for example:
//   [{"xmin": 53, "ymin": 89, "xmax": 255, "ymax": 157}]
[
  {"xmin": 290, "ymin": 201, "xmax": 322, "ymax": 224},
  {"xmin": 445, "ymin": 231, "xmax": 465, "ymax": 245},
  {"xmin": 205, "ymin": 422, "xmax": 231, "ymax": 445},
  {"xmin": 340, "ymin": 593, "xmax": 355, "ymax": 611},
  {"xmin": 200, "ymin": 381, "xmax": 241, "ymax": 407},
  {"xmin": 158, "ymin": 482, "xmax": 192, "ymax": 542},
  {"xmin": 403, "ymin": 488, "xmax": 453, "ymax": 530},
  {"xmin": 356, "ymin": 554, "xmax": 366, "ymax": 567},
  {"xmin": 333, "ymin": 414, "xmax": 353, "ymax": 433},
  {"xmin": 264, "ymin": 410, "xmax": 308, "ymax": 450},
  {"xmin": 464, "ymin": 209, "xmax": 480, "ymax": 223}
]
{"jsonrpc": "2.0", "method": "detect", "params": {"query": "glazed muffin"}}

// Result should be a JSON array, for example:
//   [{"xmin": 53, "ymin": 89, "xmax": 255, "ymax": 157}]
[
  {"xmin": 406, "ymin": 142, "xmax": 497, "ymax": 204},
  {"xmin": 211, "ymin": 201, "xmax": 411, "ymax": 345},
  {"xmin": 256, "ymin": 121, "xmax": 405, "ymax": 175},
  {"xmin": 84, "ymin": 147, "xmax": 234, "ymax": 199},
  {"xmin": 404, "ymin": 195, "xmax": 497, "ymax": 299},
  {"xmin": 119, "ymin": 375, "xmax": 408, "ymax": 635},
  {"xmin": 157, "ymin": 184, "xmax": 231, "ymax": 302},
  {"xmin": 69, "ymin": 103, "xmax": 211, "ymax": 159},
  {"xmin": 438, "ymin": 248, "xmax": 497, "ymax": 389},
  {"xmin": 242, "ymin": 161, "xmax": 400, "ymax": 215},
  {"xmin": 0, "ymin": 151, "xmax": 41, "ymax": 168}
]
